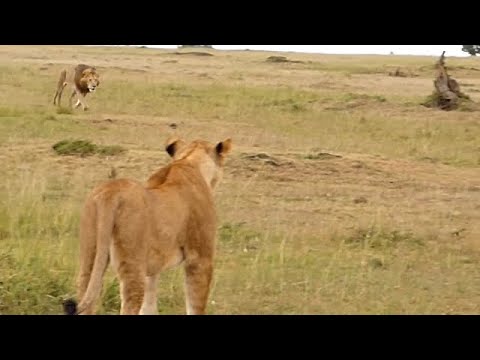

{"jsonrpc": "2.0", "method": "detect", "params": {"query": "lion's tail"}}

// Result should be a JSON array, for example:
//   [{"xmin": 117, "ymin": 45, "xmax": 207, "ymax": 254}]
[{"xmin": 63, "ymin": 195, "xmax": 117, "ymax": 315}]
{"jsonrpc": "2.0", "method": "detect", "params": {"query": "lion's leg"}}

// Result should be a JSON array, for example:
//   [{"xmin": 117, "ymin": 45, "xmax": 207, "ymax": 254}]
[
  {"xmin": 184, "ymin": 257, "xmax": 213, "ymax": 315},
  {"xmin": 56, "ymin": 88, "xmax": 62, "ymax": 106},
  {"xmin": 117, "ymin": 263, "xmax": 146, "ymax": 315},
  {"xmin": 54, "ymin": 83, "xmax": 67, "ymax": 106},
  {"xmin": 53, "ymin": 90, "xmax": 60, "ymax": 106},
  {"xmin": 69, "ymin": 88, "xmax": 88, "ymax": 110},
  {"xmin": 69, "ymin": 89, "xmax": 76, "ymax": 108},
  {"xmin": 75, "ymin": 92, "xmax": 89, "ymax": 111},
  {"xmin": 139, "ymin": 274, "xmax": 159, "ymax": 315},
  {"xmin": 54, "ymin": 70, "xmax": 67, "ymax": 106}
]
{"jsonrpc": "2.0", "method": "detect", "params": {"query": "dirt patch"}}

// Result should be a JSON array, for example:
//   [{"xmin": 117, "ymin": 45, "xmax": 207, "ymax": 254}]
[
  {"xmin": 92, "ymin": 118, "xmax": 116, "ymax": 124},
  {"xmin": 173, "ymin": 52, "xmax": 214, "ymax": 57},
  {"xmin": 452, "ymin": 66, "xmax": 480, "ymax": 72},
  {"xmin": 353, "ymin": 196, "xmax": 368, "ymax": 204},
  {"xmin": 109, "ymin": 66, "xmax": 148, "ymax": 73},
  {"xmin": 325, "ymin": 93, "xmax": 387, "ymax": 111},
  {"xmin": 266, "ymin": 56, "xmax": 304, "ymax": 64},
  {"xmin": 305, "ymin": 152, "xmax": 342, "ymax": 160},
  {"xmin": 242, "ymin": 152, "xmax": 295, "ymax": 167},
  {"xmin": 388, "ymin": 67, "xmax": 418, "ymax": 78}
]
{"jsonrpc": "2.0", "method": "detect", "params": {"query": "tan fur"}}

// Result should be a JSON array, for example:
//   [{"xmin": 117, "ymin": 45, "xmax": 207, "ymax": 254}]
[
  {"xmin": 53, "ymin": 64, "xmax": 100, "ymax": 111},
  {"xmin": 70, "ymin": 137, "xmax": 232, "ymax": 315}
]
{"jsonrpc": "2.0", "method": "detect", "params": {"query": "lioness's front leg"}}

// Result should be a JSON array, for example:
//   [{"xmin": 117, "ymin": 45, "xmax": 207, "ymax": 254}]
[{"xmin": 184, "ymin": 257, "xmax": 213, "ymax": 315}]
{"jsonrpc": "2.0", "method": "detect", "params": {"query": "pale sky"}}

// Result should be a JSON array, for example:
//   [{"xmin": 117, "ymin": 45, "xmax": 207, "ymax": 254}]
[{"xmin": 136, "ymin": 45, "xmax": 469, "ymax": 57}]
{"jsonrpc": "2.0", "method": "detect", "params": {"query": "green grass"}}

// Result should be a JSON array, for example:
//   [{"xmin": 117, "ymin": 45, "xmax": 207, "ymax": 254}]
[
  {"xmin": 52, "ymin": 139, "xmax": 126, "ymax": 157},
  {"xmin": 56, "ymin": 107, "xmax": 73, "ymax": 115}
]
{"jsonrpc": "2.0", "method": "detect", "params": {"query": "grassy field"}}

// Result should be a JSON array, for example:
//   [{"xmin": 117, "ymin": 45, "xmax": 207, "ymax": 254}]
[{"xmin": 0, "ymin": 45, "xmax": 479, "ymax": 314}]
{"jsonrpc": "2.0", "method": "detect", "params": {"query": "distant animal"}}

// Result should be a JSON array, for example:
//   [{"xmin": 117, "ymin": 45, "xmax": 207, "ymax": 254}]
[
  {"xmin": 53, "ymin": 64, "xmax": 100, "ymax": 111},
  {"xmin": 63, "ymin": 136, "xmax": 233, "ymax": 315}
]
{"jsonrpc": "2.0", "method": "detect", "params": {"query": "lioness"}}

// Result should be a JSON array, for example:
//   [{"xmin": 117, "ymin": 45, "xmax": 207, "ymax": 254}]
[
  {"xmin": 63, "ymin": 137, "xmax": 232, "ymax": 315},
  {"xmin": 53, "ymin": 64, "xmax": 100, "ymax": 111}
]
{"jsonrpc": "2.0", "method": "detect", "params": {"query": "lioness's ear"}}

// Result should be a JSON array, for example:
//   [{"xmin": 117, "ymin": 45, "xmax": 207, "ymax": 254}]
[
  {"xmin": 216, "ymin": 138, "xmax": 232, "ymax": 156},
  {"xmin": 165, "ymin": 136, "xmax": 186, "ymax": 157}
]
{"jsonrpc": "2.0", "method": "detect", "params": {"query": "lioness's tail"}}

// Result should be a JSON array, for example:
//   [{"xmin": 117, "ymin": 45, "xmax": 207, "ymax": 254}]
[
  {"xmin": 64, "ymin": 195, "xmax": 117, "ymax": 315},
  {"xmin": 53, "ymin": 70, "xmax": 68, "ymax": 106}
]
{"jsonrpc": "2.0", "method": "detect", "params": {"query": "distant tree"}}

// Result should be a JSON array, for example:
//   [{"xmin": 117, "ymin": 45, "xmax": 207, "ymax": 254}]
[{"xmin": 462, "ymin": 45, "xmax": 480, "ymax": 56}]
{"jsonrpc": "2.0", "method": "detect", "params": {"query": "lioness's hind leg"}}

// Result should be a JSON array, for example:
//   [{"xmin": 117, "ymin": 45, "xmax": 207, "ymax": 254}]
[
  {"xmin": 184, "ymin": 258, "xmax": 213, "ymax": 315},
  {"xmin": 140, "ymin": 275, "xmax": 159, "ymax": 315},
  {"xmin": 118, "ymin": 264, "xmax": 146, "ymax": 315}
]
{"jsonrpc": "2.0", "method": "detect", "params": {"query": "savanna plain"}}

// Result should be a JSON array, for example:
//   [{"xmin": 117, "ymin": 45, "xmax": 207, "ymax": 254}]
[{"xmin": 0, "ymin": 45, "xmax": 479, "ymax": 314}]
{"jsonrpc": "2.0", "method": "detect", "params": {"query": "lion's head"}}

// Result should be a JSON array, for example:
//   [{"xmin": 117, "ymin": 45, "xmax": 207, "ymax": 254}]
[{"xmin": 80, "ymin": 68, "xmax": 100, "ymax": 93}]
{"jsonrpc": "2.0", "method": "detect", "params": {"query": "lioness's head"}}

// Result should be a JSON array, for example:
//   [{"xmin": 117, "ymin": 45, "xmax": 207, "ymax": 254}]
[
  {"xmin": 81, "ymin": 68, "xmax": 100, "ymax": 92},
  {"xmin": 165, "ymin": 137, "xmax": 232, "ymax": 189}
]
